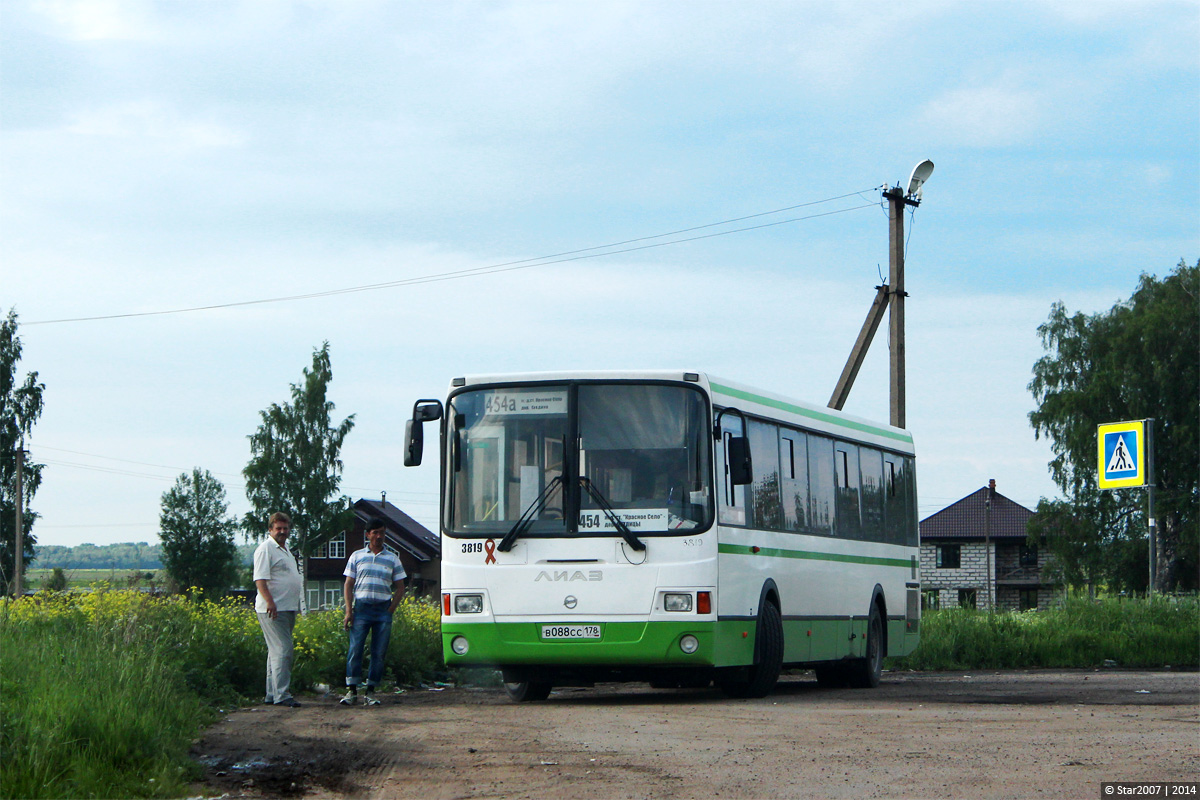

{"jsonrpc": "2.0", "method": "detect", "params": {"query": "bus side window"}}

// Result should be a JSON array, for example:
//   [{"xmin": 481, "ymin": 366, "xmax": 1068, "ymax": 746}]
[
  {"xmin": 860, "ymin": 447, "xmax": 885, "ymax": 543},
  {"xmin": 779, "ymin": 430, "xmax": 809, "ymax": 532},
  {"xmin": 807, "ymin": 435, "xmax": 835, "ymax": 536},
  {"xmin": 747, "ymin": 419, "xmax": 782, "ymax": 530},
  {"xmin": 834, "ymin": 443, "xmax": 862, "ymax": 540},
  {"xmin": 883, "ymin": 454, "xmax": 915, "ymax": 545}
]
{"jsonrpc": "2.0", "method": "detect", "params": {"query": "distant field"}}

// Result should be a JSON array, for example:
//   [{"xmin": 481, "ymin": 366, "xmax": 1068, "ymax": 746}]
[{"xmin": 24, "ymin": 568, "xmax": 161, "ymax": 589}]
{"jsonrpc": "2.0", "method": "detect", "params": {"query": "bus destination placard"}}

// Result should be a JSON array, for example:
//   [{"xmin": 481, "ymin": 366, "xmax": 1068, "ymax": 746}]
[{"xmin": 482, "ymin": 389, "xmax": 567, "ymax": 416}]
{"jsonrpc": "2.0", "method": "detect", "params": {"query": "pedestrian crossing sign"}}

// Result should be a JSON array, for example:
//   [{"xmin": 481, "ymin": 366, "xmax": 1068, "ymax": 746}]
[{"xmin": 1097, "ymin": 420, "xmax": 1146, "ymax": 489}]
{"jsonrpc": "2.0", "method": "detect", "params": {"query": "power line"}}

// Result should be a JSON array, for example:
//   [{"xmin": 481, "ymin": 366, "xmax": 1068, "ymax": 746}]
[
  {"xmin": 27, "ymin": 191, "xmax": 879, "ymax": 325},
  {"xmin": 35, "ymin": 445, "xmax": 437, "ymax": 499},
  {"xmin": 40, "ymin": 458, "xmax": 184, "ymax": 482}
]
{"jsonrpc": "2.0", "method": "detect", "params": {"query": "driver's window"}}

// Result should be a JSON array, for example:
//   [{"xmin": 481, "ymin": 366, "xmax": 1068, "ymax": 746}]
[{"xmin": 718, "ymin": 413, "xmax": 746, "ymax": 526}]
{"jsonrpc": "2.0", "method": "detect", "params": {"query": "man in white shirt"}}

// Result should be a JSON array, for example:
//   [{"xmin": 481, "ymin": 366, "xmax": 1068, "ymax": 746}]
[
  {"xmin": 339, "ymin": 517, "xmax": 406, "ymax": 706},
  {"xmin": 253, "ymin": 511, "xmax": 304, "ymax": 707}
]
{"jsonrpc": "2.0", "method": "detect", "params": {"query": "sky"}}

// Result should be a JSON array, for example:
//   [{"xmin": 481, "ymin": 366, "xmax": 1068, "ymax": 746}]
[{"xmin": 3, "ymin": 0, "xmax": 1197, "ymax": 549}]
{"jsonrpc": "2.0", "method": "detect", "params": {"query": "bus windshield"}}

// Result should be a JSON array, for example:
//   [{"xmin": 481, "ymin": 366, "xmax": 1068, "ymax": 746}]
[{"xmin": 447, "ymin": 383, "xmax": 712, "ymax": 537}]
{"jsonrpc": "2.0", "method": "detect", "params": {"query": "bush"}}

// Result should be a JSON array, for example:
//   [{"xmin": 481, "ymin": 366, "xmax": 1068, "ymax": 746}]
[{"xmin": 293, "ymin": 595, "xmax": 443, "ymax": 690}]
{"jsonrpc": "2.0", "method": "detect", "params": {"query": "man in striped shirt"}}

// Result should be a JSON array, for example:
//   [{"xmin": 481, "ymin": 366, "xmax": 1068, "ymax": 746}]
[{"xmin": 340, "ymin": 517, "xmax": 407, "ymax": 706}]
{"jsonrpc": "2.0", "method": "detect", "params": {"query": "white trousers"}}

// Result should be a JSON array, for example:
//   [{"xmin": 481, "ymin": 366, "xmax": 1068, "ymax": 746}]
[{"xmin": 257, "ymin": 610, "xmax": 297, "ymax": 703}]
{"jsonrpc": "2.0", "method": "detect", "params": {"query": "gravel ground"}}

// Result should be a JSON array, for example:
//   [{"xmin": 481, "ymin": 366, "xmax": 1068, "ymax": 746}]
[{"xmin": 190, "ymin": 669, "xmax": 1199, "ymax": 800}]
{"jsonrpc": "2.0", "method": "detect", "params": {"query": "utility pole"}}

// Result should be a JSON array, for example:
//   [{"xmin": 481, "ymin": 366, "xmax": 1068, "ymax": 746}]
[
  {"xmin": 1146, "ymin": 419, "xmax": 1156, "ymax": 595},
  {"xmin": 828, "ymin": 284, "xmax": 889, "ymax": 411},
  {"xmin": 14, "ymin": 441, "xmax": 24, "ymax": 599},
  {"xmin": 885, "ymin": 186, "xmax": 908, "ymax": 429},
  {"xmin": 828, "ymin": 161, "xmax": 932, "ymax": 425},
  {"xmin": 984, "ymin": 478, "xmax": 994, "ymax": 610}
]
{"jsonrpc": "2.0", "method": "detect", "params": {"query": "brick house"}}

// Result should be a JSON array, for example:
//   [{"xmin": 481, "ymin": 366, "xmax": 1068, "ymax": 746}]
[
  {"xmin": 303, "ymin": 497, "xmax": 441, "ymax": 610},
  {"xmin": 919, "ymin": 480, "xmax": 1057, "ymax": 611}
]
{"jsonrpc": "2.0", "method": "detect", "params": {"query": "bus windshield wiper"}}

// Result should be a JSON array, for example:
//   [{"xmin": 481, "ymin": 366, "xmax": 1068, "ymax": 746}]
[
  {"xmin": 497, "ymin": 475, "xmax": 562, "ymax": 553},
  {"xmin": 579, "ymin": 477, "xmax": 646, "ymax": 552}
]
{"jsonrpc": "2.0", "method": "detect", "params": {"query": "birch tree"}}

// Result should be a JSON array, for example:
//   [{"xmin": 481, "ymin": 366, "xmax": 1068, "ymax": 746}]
[{"xmin": 243, "ymin": 342, "xmax": 356, "ymax": 609}]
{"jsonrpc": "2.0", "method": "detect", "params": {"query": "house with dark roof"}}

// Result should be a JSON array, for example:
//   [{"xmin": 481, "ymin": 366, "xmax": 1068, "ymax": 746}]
[
  {"xmin": 919, "ymin": 479, "xmax": 1056, "ymax": 611},
  {"xmin": 304, "ymin": 497, "xmax": 441, "ymax": 609}
]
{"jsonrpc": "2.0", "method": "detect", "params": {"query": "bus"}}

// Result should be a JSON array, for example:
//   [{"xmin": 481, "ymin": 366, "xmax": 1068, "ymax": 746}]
[{"xmin": 403, "ymin": 370, "xmax": 920, "ymax": 701}]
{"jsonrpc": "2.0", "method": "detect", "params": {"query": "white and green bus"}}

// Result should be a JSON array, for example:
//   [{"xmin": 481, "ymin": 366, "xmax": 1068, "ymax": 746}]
[{"xmin": 403, "ymin": 370, "xmax": 920, "ymax": 701}]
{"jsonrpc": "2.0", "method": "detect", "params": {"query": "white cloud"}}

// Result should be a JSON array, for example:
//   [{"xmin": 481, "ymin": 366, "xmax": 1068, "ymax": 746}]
[
  {"xmin": 66, "ymin": 101, "xmax": 246, "ymax": 150},
  {"xmin": 916, "ymin": 83, "xmax": 1044, "ymax": 148},
  {"xmin": 32, "ymin": 0, "xmax": 157, "ymax": 41}
]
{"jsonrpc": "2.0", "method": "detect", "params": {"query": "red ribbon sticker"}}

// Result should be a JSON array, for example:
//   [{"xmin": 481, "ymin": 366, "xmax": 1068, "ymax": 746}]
[{"xmin": 484, "ymin": 539, "xmax": 496, "ymax": 565}]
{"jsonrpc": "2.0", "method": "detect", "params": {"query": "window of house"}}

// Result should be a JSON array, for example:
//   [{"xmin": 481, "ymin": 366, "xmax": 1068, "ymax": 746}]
[
  {"xmin": 921, "ymin": 589, "xmax": 940, "ymax": 611},
  {"xmin": 324, "ymin": 583, "xmax": 342, "ymax": 609},
  {"xmin": 314, "ymin": 532, "xmax": 347, "ymax": 560},
  {"xmin": 1019, "ymin": 544, "xmax": 1038, "ymax": 567},
  {"xmin": 937, "ymin": 544, "xmax": 961, "ymax": 569},
  {"xmin": 958, "ymin": 588, "xmax": 977, "ymax": 609},
  {"xmin": 1019, "ymin": 589, "xmax": 1038, "ymax": 611}
]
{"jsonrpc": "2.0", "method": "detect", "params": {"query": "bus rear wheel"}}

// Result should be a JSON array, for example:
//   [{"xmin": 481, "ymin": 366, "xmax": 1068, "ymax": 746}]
[
  {"xmin": 719, "ymin": 601, "xmax": 783, "ymax": 699},
  {"xmin": 848, "ymin": 605, "xmax": 883, "ymax": 689}
]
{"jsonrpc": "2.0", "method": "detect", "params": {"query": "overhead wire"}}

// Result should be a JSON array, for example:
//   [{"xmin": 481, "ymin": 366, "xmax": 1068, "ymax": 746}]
[
  {"xmin": 33, "ymin": 444, "xmax": 436, "ymax": 500},
  {"xmin": 27, "ymin": 189, "xmax": 881, "ymax": 325}
]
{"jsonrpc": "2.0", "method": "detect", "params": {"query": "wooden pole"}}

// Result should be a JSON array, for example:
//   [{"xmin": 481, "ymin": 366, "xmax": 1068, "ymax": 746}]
[
  {"xmin": 886, "ymin": 187, "xmax": 907, "ymax": 429},
  {"xmin": 14, "ymin": 442, "xmax": 24, "ymax": 598},
  {"xmin": 828, "ymin": 284, "xmax": 890, "ymax": 410}
]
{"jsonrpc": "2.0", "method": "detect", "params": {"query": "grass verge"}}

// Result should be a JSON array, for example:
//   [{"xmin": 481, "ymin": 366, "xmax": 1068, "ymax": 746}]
[
  {"xmin": 888, "ymin": 595, "xmax": 1200, "ymax": 671},
  {"xmin": 0, "ymin": 589, "xmax": 443, "ymax": 799}
]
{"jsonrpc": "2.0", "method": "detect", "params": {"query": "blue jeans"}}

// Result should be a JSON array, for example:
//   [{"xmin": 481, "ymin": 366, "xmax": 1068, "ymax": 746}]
[{"xmin": 346, "ymin": 600, "xmax": 393, "ymax": 687}]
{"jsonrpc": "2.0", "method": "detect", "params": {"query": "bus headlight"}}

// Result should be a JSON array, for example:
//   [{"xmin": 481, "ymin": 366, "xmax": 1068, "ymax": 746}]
[
  {"xmin": 451, "ymin": 636, "xmax": 470, "ymax": 655},
  {"xmin": 454, "ymin": 594, "xmax": 483, "ymax": 614},
  {"xmin": 679, "ymin": 635, "xmax": 699, "ymax": 654},
  {"xmin": 664, "ymin": 593, "xmax": 693, "ymax": 612}
]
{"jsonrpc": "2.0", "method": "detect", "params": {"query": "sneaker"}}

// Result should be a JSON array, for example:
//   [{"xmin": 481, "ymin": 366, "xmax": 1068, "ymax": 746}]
[
  {"xmin": 339, "ymin": 690, "xmax": 358, "ymax": 706},
  {"xmin": 277, "ymin": 699, "xmax": 302, "ymax": 707},
  {"xmin": 363, "ymin": 693, "xmax": 381, "ymax": 706}
]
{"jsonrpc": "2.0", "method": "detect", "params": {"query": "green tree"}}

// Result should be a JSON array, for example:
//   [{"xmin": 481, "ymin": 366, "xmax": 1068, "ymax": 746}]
[
  {"xmin": 1, "ymin": 309, "xmax": 45, "ymax": 596},
  {"xmin": 159, "ymin": 468, "xmax": 239, "ymax": 596},
  {"xmin": 1029, "ymin": 259, "xmax": 1199, "ymax": 593},
  {"xmin": 242, "ymin": 342, "xmax": 355, "ymax": 607}
]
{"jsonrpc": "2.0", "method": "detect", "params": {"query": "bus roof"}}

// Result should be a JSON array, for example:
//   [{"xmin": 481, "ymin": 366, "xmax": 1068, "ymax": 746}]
[{"xmin": 449, "ymin": 370, "xmax": 915, "ymax": 454}]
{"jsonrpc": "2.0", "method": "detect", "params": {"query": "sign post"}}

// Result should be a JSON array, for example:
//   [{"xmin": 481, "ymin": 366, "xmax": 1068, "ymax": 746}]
[{"xmin": 1097, "ymin": 419, "xmax": 1156, "ymax": 592}]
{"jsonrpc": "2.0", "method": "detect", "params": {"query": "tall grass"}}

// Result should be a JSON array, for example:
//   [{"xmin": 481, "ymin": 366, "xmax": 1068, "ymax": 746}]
[
  {"xmin": 889, "ymin": 595, "xmax": 1200, "ymax": 671},
  {"xmin": 0, "ymin": 588, "xmax": 443, "ymax": 799},
  {"xmin": 0, "ymin": 601, "xmax": 210, "ymax": 798}
]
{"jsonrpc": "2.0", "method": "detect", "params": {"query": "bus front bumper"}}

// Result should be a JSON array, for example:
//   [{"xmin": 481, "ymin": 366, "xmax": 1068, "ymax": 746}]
[{"xmin": 442, "ymin": 620, "xmax": 755, "ymax": 668}]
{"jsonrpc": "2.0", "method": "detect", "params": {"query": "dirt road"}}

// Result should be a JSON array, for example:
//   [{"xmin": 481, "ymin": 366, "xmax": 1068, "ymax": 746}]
[{"xmin": 191, "ymin": 670, "xmax": 1199, "ymax": 800}]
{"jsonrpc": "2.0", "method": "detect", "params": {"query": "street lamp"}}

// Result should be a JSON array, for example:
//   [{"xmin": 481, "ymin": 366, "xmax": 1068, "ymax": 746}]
[{"xmin": 828, "ymin": 159, "xmax": 934, "ymax": 430}]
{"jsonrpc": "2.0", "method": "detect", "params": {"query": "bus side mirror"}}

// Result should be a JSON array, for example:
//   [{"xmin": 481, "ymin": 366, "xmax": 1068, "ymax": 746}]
[
  {"xmin": 404, "ymin": 400, "xmax": 443, "ymax": 467},
  {"xmin": 727, "ymin": 436, "xmax": 753, "ymax": 486}
]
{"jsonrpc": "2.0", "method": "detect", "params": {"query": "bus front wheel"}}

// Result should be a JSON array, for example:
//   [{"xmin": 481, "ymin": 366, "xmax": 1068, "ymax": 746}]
[
  {"xmin": 719, "ymin": 601, "xmax": 783, "ymax": 699},
  {"xmin": 504, "ymin": 680, "xmax": 553, "ymax": 702}
]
